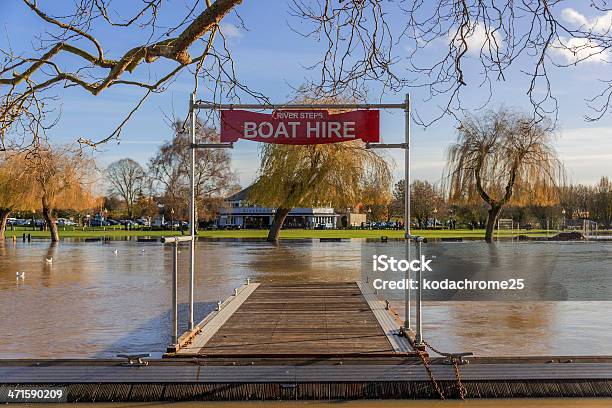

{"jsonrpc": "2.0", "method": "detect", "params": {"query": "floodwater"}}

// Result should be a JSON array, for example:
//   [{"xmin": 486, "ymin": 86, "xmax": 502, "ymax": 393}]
[{"xmin": 0, "ymin": 239, "xmax": 611, "ymax": 358}]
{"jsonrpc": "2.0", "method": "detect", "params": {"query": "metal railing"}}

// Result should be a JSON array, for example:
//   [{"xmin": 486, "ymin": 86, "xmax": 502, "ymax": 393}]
[
  {"xmin": 161, "ymin": 235, "xmax": 193, "ymax": 346},
  {"xmin": 189, "ymin": 93, "xmax": 414, "ymax": 334}
]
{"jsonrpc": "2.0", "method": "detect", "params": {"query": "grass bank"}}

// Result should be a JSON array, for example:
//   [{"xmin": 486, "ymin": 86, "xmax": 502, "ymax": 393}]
[{"xmin": 3, "ymin": 226, "xmax": 558, "ymax": 240}]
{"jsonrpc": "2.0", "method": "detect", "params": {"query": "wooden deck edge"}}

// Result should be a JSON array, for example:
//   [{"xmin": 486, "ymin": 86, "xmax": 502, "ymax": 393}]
[
  {"xmin": 166, "ymin": 283, "xmax": 261, "ymax": 357},
  {"xmin": 5, "ymin": 363, "xmax": 612, "ymax": 383},
  {"xmin": 356, "ymin": 281, "xmax": 414, "ymax": 353},
  {"xmin": 3, "ymin": 379, "xmax": 612, "ymax": 401}
]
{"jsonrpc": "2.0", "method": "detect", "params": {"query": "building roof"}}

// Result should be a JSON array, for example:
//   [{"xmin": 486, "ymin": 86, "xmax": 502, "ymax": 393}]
[{"xmin": 226, "ymin": 185, "xmax": 253, "ymax": 202}]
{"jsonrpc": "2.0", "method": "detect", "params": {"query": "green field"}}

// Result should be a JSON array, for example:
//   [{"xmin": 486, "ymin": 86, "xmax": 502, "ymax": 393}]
[{"xmin": 3, "ymin": 226, "xmax": 559, "ymax": 240}]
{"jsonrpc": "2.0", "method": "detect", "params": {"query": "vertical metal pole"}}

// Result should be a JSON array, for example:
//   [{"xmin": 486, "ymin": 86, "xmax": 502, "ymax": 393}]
[
  {"xmin": 172, "ymin": 241, "xmax": 178, "ymax": 345},
  {"xmin": 404, "ymin": 93, "xmax": 412, "ymax": 331},
  {"xmin": 188, "ymin": 93, "xmax": 196, "ymax": 330},
  {"xmin": 415, "ymin": 237, "xmax": 423, "ymax": 345}
]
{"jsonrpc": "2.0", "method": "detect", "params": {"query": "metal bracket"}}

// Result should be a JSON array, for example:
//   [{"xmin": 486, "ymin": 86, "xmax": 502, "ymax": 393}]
[
  {"xmin": 191, "ymin": 142, "xmax": 234, "ymax": 149},
  {"xmin": 442, "ymin": 352, "xmax": 473, "ymax": 365},
  {"xmin": 117, "ymin": 353, "xmax": 150, "ymax": 367},
  {"xmin": 365, "ymin": 142, "xmax": 407, "ymax": 149}
]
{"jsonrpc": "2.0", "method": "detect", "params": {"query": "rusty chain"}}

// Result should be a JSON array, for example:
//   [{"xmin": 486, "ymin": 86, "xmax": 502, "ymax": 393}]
[
  {"xmin": 404, "ymin": 334, "xmax": 445, "ymax": 400},
  {"xmin": 422, "ymin": 339, "xmax": 468, "ymax": 400}
]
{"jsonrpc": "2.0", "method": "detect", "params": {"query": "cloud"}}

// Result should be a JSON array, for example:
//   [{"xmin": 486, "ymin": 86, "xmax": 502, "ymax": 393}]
[
  {"xmin": 220, "ymin": 23, "xmax": 242, "ymax": 39},
  {"xmin": 561, "ymin": 8, "xmax": 612, "ymax": 33},
  {"xmin": 561, "ymin": 8, "xmax": 589, "ymax": 27},
  {"xmin": 550, "ymin": 37, "xmax": 609, "ymax": 64},
  {"xmin": 556, "ymin": 126, "xmax": 612, "ymax": 184},
  {"xmin": 451, "ymin": 22, "xmax": 503, "ymax": 55},
  {"xmin": 551, "ymin": 8, "xmax": 612, "ymax": 64}
]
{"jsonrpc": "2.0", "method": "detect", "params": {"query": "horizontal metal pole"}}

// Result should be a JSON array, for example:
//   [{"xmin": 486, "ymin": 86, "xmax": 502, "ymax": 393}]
[
  {"xmin": 366, "ymin": 143, "xmax": 407, "ymax": 149},
  {"xmin": 191, "ymin": 143, "xmax": 233, "ymax": 149},
  {"xmin": 161, "ymin": 236, "xmax": 194, "ymax": 244},
  {"xmin": 193, "ymin": 102, "xmax": 406, "ymax": 110}
]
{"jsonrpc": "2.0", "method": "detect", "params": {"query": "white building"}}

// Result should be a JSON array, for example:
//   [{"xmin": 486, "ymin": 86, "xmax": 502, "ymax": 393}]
[{"xmin": 216, "ymin": 187, "xmax": 338, "ymax": 229}]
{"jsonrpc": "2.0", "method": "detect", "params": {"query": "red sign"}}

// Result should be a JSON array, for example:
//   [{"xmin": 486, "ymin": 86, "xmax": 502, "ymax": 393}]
[{"xmin": 220, "ymin": 109, "xmax": 379, "ymax": 144}]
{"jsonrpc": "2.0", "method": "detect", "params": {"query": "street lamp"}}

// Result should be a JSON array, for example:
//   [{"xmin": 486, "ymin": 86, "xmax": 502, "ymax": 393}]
[
  {"xmin": 171, "ymin": 208, "xmax": 175, "ymax": 231},
  {"xmin": 561, "ymin": 208, "xmax": 566, "ymax": 230},
  {"xmin": 432, "ymin": 208, "xmax": 438, "ymax": 229},
  {"xmin": 157, "ymin": 203, "xmax": 165, "ymax": 229}
]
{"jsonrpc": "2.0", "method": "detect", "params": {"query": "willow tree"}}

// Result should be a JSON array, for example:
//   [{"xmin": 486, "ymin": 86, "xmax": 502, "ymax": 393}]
[
  {"xmin": 28, "ymin": 147, "xmax": 97, "ymax": 241},
  {"xmin": 249, "ymin": 141, "xmax": 391, "ymax": 242},
  {"xmin": 0, "ymin": 152, "xmax": 36, "ymax": 239},
  {"xmin": 446, "ymin": 108, "xmax": 563, "ymax": 242}
]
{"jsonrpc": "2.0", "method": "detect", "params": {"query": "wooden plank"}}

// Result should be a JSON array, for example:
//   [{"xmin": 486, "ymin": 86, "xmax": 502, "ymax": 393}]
[
  {"xmin": 170, "ymin": 282, "xmax": 400, "ymax": 357},
  {"xmin": 174, "ymin": 283, "xmax": 260, "ymax": 355},
  {"xmin": 3, "ymin": 363, "xmax": 612, "ymax": 383},
  {"xmin": 357, "ymin": 281, "xmax": 413, "ymax": 353}
]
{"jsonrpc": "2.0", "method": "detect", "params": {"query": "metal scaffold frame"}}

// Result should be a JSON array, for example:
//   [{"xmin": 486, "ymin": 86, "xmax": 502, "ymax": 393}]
[{"xmin": 163, "ymin": 92, "xmax": 425, "ymax": 348}]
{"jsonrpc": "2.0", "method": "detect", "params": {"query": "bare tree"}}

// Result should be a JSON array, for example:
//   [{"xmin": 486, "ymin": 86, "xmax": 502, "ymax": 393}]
[
  {"xmin": 392, "ymin": 179, "xmax": 444, "ymax": 228},
  {"xmin": 446, "ymin": 108, "xmax": 563, "ymax": 242},
  {"xmin": 106, "ymin": 158, "xmax": 146, "ymax": 219},
  {"xmin": 291, "ymin": 1, "xmax": 612, "ymax": 124},
  {"xmin": 411, "ymin": 180, "xmax": 443, "ymax": 228},
  {"xmin": 593, "ymin": 177, "xmax": 612, "ymax": 228},
  {"xmin": 0, "ymin": 0, "xmax": 257, "ymax": 149},
  {"xmin": 149, "ymin": 119, "xmax": 238, "ymax": 225},
  {"xmin": 563, "ymin": 177, "xmax": 612, "ymax": 229}
]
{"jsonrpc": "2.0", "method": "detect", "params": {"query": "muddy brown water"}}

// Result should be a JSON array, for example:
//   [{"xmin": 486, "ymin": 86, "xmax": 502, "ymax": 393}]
[{"xmin": 0, "ymin": 239, "xmax": 611, "ymax": 359}]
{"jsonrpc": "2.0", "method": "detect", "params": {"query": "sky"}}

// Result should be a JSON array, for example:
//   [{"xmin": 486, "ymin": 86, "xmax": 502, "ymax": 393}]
[{"xmin": 2, "ymin": 1, "xmax": 612, "ymax": 190}]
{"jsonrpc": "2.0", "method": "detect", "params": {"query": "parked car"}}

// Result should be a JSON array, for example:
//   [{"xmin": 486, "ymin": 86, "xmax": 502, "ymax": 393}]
[
  {"xmin": 7, "ymin": 218, "xmax": 17, "ymax": 225},
  {"xmin": 165, "ymin": 220, "xmax": 182, "ymax": 229},
  {"xmin": 222, "ymin": 224, "xmax": 242, "ymax": 230},
  {"xmin": 121, "ymin": 219, "xmax": 139, "ymax": 228},
  {"xmin": 56, "ymin": 218, "xmax": 77, "ymax": 226},
  {"xmin": 136, "ymin": 218, "xmax": 150, "ymax": 227},
  {"xmin": 90, "ymin": 219, "xmax": 108, "ymax": 227},
  {"xmin": 106, "ymin": 219, "xmax": 120, "ymax": 226}
]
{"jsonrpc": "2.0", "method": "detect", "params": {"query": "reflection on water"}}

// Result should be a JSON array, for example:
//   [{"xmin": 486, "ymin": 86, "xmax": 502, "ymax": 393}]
[{"xmin": 0, "ymin": 239, "xmax": 611, "ymax": 358}]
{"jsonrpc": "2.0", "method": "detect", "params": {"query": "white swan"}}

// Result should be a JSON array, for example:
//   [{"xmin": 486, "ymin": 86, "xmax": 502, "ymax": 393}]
[
  {"xmin": 113, "ymin": 249, "xmax": 118, "ymax": 255},
  {"xmin": 45, "ymin": 257, "xmax": 53, "ymax": 263},
  {"xmin": 16, "ymin": 272, "xmax": 25, "ymax": 279}
]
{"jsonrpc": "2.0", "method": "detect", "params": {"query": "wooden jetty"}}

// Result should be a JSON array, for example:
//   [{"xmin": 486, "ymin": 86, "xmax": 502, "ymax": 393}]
[
  {"xmin": 2, "ymin": 282, "xmax": 612, "ymax": 401},
  {"xmin": 167, "ymin": 282, "xmax": 411, "ymax": 357}
]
